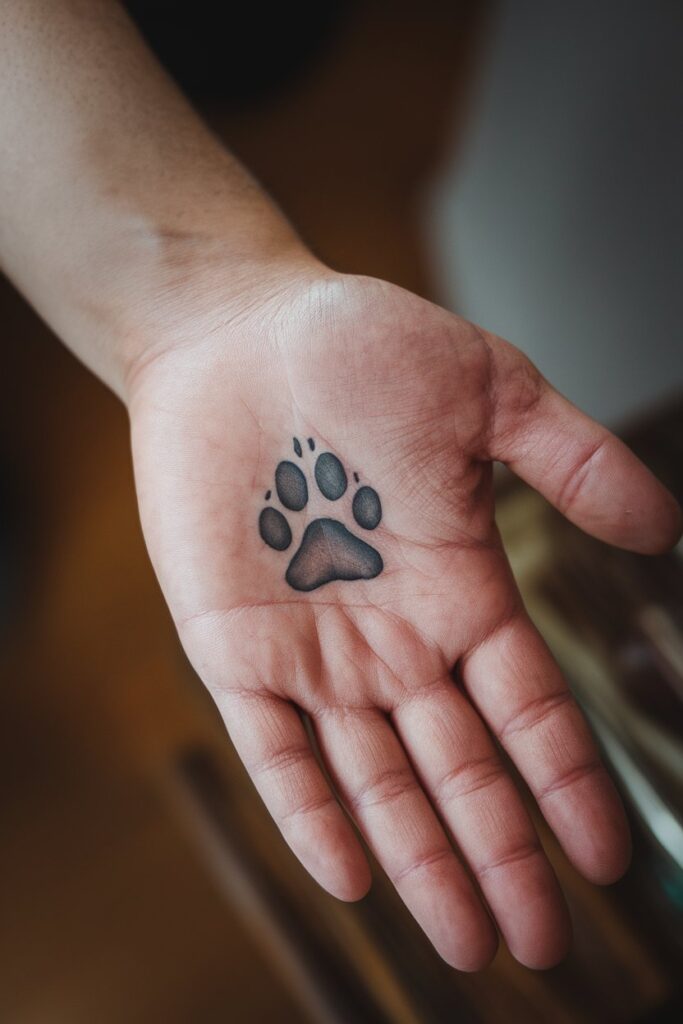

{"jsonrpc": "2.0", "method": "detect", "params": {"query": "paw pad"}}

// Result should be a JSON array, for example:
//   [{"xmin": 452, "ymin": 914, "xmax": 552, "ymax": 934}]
[{"xmin": 258, "ymin": 436, "xmax": 383, "ymax": 592}]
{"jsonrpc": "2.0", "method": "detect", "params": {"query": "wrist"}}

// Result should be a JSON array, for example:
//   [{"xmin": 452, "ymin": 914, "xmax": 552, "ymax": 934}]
[
  {"xmin": 64, "ymin": 206, "xmax": 320, "ymax": 402},
  {"xmin": 117, "ymin": 224, "xmax": 327, "ymax": 404}
]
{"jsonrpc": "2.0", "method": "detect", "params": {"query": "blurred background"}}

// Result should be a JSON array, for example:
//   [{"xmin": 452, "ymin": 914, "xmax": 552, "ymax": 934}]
[{"xmin": 1, "ymin": 1, "xmax": 681, "ymax": 1021}]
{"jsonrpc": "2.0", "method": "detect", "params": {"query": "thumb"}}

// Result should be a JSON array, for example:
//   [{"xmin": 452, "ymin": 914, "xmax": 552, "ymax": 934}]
[{"xmin": 486, "ymin": 343, "xmax": 681, "ymax": 554}]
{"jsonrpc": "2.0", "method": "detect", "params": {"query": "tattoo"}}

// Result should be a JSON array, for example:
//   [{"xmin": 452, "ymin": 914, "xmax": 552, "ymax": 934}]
[
  {"xmin": 258, "ymin": 507, "xmax": 292, "ymax": 551},
  {"xmin": 314, "ymin": 451, "xmax": 348, "ymax": 500},
  {"xmin": 293, "ymin": 436, "xmax": 303, "ymax": 458},
  {"xmin": 275, "ymin": 460, "xmax": 308, "ymax": 511},
  {"xmin": 258, "ymin": 438, "xmax": 383, "ymax": 591},
  {"xmin": 352, "ymin": 486, "xmax": 382, "ymax": 530}
]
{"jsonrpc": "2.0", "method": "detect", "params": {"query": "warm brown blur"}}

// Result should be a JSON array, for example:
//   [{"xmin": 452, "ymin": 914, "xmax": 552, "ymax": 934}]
[{"xmin": 1, "ymin": 3, "xmax": 681, "ymax": 1021}]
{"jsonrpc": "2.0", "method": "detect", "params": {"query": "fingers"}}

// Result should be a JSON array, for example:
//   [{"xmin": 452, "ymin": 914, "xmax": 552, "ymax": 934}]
[
  {"xmin": 487, "ymin": 343, "xmax": 681, "ymax": 553},
  {"xmin": 462, "ymin": 613, "xmax": 631, "ymax": 886},
  {"xmin": 219, "ymin": 689, "xmax": 371, "ymax": 901},
  {"xmin": 314, "ymin": 706, "xmax": 498, "ymax": 971},
  {"xmin": 393, "ymin": 680, "xmax": 570, "ymax": 969}
]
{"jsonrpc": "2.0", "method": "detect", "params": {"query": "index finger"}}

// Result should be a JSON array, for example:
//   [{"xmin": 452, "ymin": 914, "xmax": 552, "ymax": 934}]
[{"xmin": 462, "ymin": 612, "xmax": 631, "ymax": 885}]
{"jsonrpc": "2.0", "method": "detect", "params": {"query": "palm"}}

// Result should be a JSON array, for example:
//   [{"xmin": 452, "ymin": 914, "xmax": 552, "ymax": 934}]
[{"xmin": 130, "ymin": 273, "xmax": 679, "ymax": 970}]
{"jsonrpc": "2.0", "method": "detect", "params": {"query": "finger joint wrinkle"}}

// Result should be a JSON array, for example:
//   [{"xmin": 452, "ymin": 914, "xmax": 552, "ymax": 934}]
[
  {"xmin": 499, "ymin": 690, "xmax": 574, "ymax": 743},
  {"xmin": 477, "ymin": 841, "xmax": 542, "ymax": 880},
  {"xmin": 554, "ymin": 437, "xmax": 608, "ymax": 515},
  {"xmin": 537, "ymin": 758, "xmax": 603, "ymax": 802},
  {"xmin": 433, "ymin": 754, "xmax": 507, "ymax": 804},
  {"xmin": 392, "ymin": 847, "xmax": 455, "ymax": 885},
  {"xmin": 280, "ymin": 792, "xmax": 339, "ymax": 825},
  {"xmin": 251, "ymin": 743, "xmax": 315, "ymax": 778},
  {"xmin": 348, "ymin": 767, "xmax": 419, "ymax": 814}
]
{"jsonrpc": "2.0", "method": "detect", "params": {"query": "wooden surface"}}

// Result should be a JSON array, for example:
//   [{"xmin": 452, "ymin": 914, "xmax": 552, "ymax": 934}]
[{"xmin": 1, "ymin": 3, "xmax": 681, "ymax": 1021}]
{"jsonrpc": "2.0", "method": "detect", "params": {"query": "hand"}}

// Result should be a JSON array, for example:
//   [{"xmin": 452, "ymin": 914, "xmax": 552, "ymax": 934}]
[{"xmin": 127, "ymin": 269, "xmax": 681, "ymax": 971}]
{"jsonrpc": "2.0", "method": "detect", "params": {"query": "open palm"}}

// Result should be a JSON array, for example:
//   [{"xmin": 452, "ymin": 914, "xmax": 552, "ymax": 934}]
[{"xmin": 129, "ymin": 272, "xmax": 680, "ymax": 970}]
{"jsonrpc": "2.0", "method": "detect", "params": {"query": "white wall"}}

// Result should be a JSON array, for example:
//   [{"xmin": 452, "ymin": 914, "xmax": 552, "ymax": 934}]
[{"xmin": 428, "ymin": 0, "xmax": 682, "ymax": 426}]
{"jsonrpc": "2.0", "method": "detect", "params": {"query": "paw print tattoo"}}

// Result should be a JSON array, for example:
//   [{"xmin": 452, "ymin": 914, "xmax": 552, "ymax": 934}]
[{"xmin": 258, "ymin": 437, "xmax": 383, "ymax": 591}]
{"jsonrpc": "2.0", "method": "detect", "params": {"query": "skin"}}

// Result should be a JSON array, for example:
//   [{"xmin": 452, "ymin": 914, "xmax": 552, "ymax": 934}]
[{"xmin": 1, "ymin": 0, "xmax": 681, "ymax": 972}]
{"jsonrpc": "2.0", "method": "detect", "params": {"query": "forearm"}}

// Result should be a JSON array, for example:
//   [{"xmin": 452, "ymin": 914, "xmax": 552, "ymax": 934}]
[{"xmin": 0, "ymin": 0, "xmax": 310, "ymax": 396}]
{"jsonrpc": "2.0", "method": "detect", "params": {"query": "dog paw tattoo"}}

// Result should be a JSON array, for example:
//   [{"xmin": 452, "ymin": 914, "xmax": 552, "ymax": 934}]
[{"xmin": 258, "ymin": 437, "xmax": 383, "ymax": 591}]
